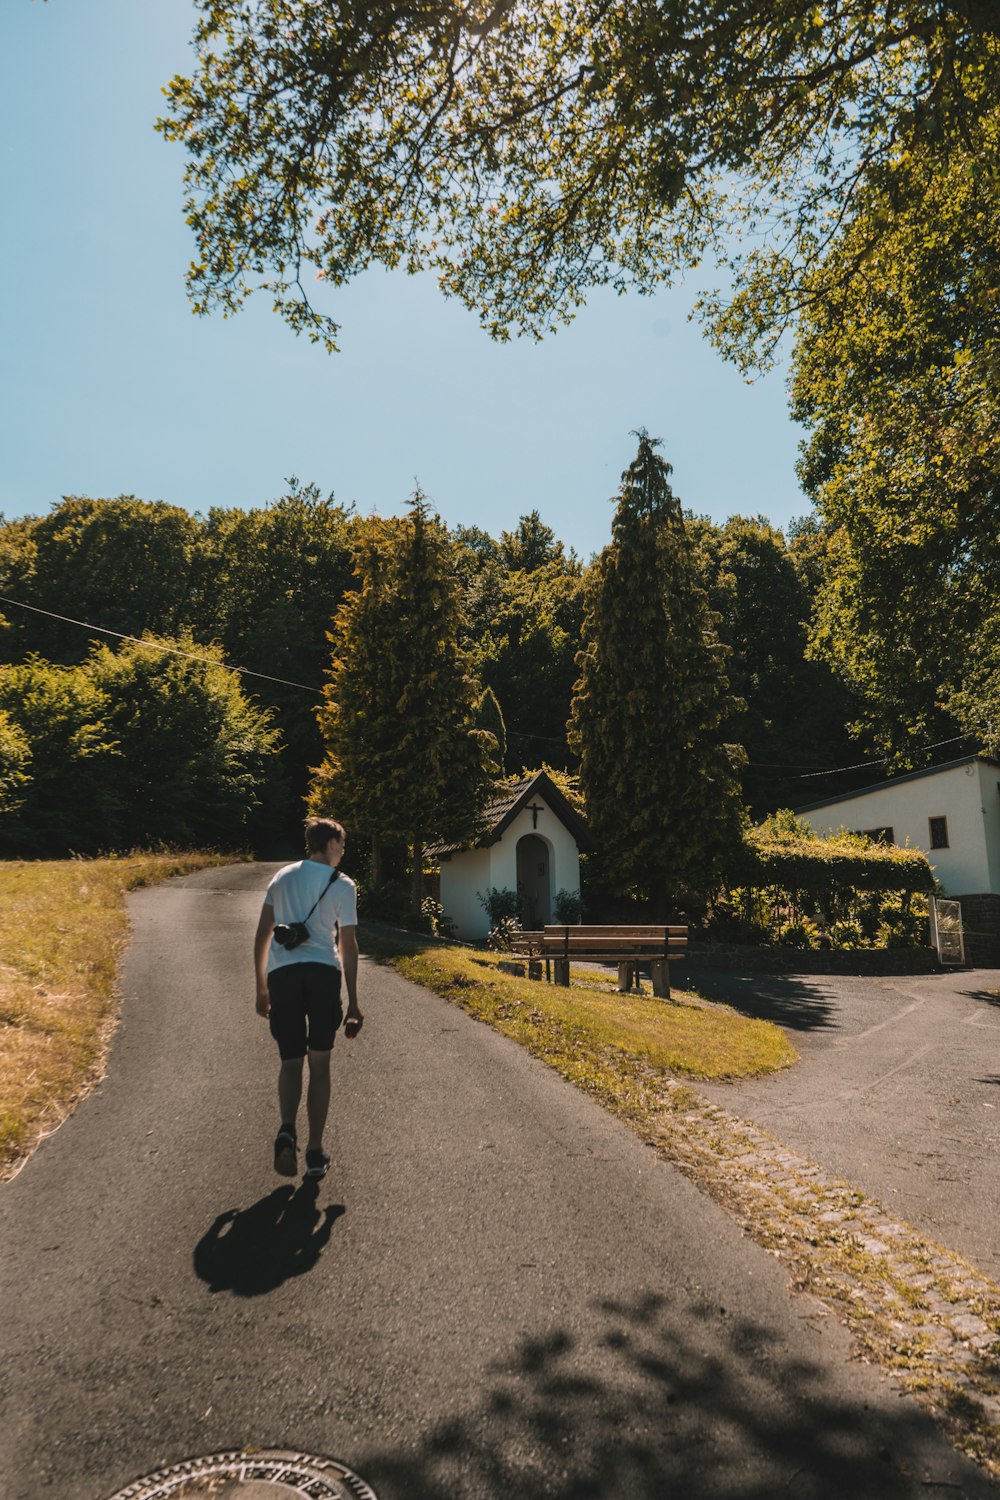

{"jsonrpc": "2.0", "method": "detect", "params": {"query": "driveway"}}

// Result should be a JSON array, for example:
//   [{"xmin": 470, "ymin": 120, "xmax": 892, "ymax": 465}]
[{"xmin": 694, "ymin": 967, "xmax": 1000, "ymax": 1281}]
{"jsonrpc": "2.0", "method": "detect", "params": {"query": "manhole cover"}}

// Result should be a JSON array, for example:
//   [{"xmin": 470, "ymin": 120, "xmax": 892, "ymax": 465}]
[{"xmin": 103, "ymin": 1450, "xmax": 379, "ymax": 1500}]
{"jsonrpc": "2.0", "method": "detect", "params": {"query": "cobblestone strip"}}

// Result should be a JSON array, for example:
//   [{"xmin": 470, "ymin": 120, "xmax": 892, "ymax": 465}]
[{"xmin": 645, "ymin": 1079, "xmax": 1000, "ymax": 1479}]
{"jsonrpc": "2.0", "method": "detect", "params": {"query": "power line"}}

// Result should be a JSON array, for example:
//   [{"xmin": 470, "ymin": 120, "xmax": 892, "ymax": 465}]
[
  {"xmin": 746, "ymin": 735, "xmax": 971, "ymax": 778},
  {"xmin": 0, "ymin": 594, "xmax": 324, "ymax": 694},
  {"xmin": 0, "ymin": 594, "xmax": 979, "ymax": 776}
]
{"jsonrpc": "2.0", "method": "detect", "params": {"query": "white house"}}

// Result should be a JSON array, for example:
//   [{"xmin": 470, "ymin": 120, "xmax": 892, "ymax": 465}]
[
  {"xmin": 433, "ymin": 771, "xmax": 595, "ymax": 941},
  {"xmin": 795, "ymin": 754, "xmax": 1000, "ymax": 897}
]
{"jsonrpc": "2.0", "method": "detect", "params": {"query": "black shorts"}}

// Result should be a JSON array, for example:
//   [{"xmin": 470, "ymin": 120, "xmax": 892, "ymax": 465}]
[{"xmin": 267, "ymin": 962, "xmax": 343, "ymax": 1060}]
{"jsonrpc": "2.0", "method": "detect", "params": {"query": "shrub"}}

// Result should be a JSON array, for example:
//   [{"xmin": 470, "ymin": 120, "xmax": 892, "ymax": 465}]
[
  {"xmin": 711, "ymin": 811, "xmax": 936, "ymax": 952},
  {"xmin": 553, "ymin": 887, "xmax": 583, "ymax": 923},
  {"xmin": 356, "ymin": 879, "xmax": 410, "ymax": 923},
  {"xmin": 415, "ymin": 897, "xmax": 457, "ymax": 939},
  {"xmin": 487, "ymin": 914, "xmax": 523, "ymax": 951},
  {"xmin": 829, "ymin": 919, "xmax": 863, "ymax": 949},
  {"xmin": 477, "ymin": 886, "xmax": 520, "ymax": 923},
  {"xmin": 777, "ymin": 917, "xmax": 822, "ymax": 949}
]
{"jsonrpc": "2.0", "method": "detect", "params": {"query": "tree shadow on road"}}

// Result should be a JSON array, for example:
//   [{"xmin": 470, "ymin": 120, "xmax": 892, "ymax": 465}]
[
  {"xmin": 357, "ymin": 1290, "xmax": 990, "ymax": 1500},
  {"xmin": 192, "ymin": 1182, "xmax": 344, "ymax": 1296},
  {"xmin": 682, "ymin": 971, "xmax": 840, "ymax": 1033},
  {"xmin": 960, "ymin": 988, "xmax": 1000, "ymax": 1009}
]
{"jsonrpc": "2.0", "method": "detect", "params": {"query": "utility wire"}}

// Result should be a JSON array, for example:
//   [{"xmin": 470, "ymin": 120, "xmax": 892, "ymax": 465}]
[
  {"xmin": 0, "ymin": 594, "xmax": 324, "ymax": 694},
  {"xmin": 746, "ymin": 735, "xmax": 971, "ymax": 778},
  {"xmin": 0, "ymin": 595, "xmax": 979, "ymax": 775}
]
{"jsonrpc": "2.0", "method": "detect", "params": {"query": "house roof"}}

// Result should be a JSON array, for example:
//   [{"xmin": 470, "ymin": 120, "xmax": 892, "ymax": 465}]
[
  {"xmin": 430, "ymin": 770, "xmax": 596, "ymax": 858},
  {"xmin": 794, "ymin": 754, "xmax": 1000, "ymax": 815}
]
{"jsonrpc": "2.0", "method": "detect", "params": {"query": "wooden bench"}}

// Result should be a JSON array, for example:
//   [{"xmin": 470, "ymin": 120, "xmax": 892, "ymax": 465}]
[{"xmin": 508, "ymin": 925, "xmax": 687, "ymax": 998}]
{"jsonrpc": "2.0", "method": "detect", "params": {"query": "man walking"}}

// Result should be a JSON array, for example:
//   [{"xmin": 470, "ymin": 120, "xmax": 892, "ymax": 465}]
[{"xmin": 254, "ymin": 816, "xmax": 363, "ymax": 1180}]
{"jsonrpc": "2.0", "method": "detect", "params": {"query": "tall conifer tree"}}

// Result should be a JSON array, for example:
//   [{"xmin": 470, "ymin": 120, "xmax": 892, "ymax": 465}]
[
  {"xmin": 314, "ymin": 495, "xmax": 495, "ymax": 910},
  {"xmin": 569, "ymin": 434, "xmax": 744, "ymax": 913}
]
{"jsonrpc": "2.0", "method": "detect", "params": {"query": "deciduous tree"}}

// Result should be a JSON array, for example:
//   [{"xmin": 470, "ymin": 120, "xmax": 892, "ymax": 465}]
[
  {"xmin": 87, "ymin": 635, "xmax": 280, "ymax": 850},
  {"xmin": 159, "ymin": 1, "xmax": 1000, "ymax": 365},
  {"xmin": 691, "ymin": 514, "xmax": 863, "ymax": 811},
  {"xmin": 790, "ymin": 124, "xmax": 998, "ymax": 765},
  {"xmin": 196, "ymin": 481, "xmax": 358, "ymax": 840},
  {"xmin": 0, "ymin": 497, "xmax": 204, "ymax": 664},
  {"xmin": 0, "ymin": 658, "xmax": 120, "ymax": 856}
]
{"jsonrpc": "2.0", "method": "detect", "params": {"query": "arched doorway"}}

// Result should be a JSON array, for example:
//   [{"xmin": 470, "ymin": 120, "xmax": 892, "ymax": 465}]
[{"xmin": 516, "ymin": 833, "xmax": 552, "ymax": 927}]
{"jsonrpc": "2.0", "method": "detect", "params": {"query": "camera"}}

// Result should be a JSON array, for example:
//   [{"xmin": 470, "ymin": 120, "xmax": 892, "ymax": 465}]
[{"xmin": 273, "ymin": 921, "xmax": 310, "ymax": 949}]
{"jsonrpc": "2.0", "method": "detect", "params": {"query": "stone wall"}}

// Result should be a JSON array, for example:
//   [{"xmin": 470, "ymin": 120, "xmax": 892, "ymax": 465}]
[{"xmin": 956, "ymin": 894, "xmax": 1000, "ymax": 967}]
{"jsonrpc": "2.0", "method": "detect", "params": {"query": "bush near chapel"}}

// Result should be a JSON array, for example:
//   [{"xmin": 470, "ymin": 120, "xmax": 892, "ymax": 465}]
[{"xmin": 710, "ymin": 811, "xmax": 935, "ymax": 950}]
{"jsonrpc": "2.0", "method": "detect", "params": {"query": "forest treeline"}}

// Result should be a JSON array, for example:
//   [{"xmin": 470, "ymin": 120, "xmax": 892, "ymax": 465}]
[{"xmin": 0, "ymin": 472, "xmax": 977, "ymax": 870}]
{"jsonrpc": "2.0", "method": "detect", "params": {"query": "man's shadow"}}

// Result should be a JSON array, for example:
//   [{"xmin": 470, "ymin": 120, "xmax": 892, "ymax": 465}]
[{"xmin": 193, "ymin": 1181, "xmax": 345, "ymax": 1296}]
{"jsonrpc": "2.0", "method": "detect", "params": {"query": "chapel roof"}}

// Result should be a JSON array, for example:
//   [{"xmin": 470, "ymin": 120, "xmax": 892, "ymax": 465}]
[{"xmin": 431, "ymin": 770, "xmax": 595, "ymax": 858}]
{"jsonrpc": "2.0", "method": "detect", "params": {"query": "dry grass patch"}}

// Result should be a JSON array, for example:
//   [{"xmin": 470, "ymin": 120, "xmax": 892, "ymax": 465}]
[{"xmin": 0, "ymin": 852, "xmax": 237, "ymax": 1176}]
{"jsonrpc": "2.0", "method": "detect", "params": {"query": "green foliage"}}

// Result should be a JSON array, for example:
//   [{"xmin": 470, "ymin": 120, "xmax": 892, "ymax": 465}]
[
  {"xmin": 158, "ymin": 2, "xmax": 1000, "ymax": 366},
  {"xmin": 777, "ymin": 917, "xmax": 822, "ymax": 949},
  {"xmin": 0, "ymin": 656, "xmax": 120, "ymax": 855},
  {"xmin": 712, "ymin": 812, "xmax": 933, "ymax": 949},
  {"xmin": 945, "ymin": 633, "xmax": 1000, "ymax": 755},
  {"xmin": 0, "ymin": 636, "xmax": 279, "ymax": 856},
  {"xmin": 570, "ymin": 433, "xmax": 745, "ymax": 913},
  {"xmin": 485, "ymin": 913, "xmax": 525, "ymax": 952},
  {"xmin": 553, "ymin": 888, "xmax": 584, "ymax": 924},
  {"xmin": 416, "ymin": 897, "xmax": 457, "ymax": 939},
  {"xmin": 690, "ymin": 514, "xmax": 864, "ymax": 812},
  {"xmin": 313, "ymin": 496, "xmax": 496, "ymax": 903},
  {"xmin": 498, "ymin": 512, "xmax": 571, "ymax": 573},
  {"xmin": 477, "ymin": 887, "xmax": 520, "ymax": 924},
  {"xmin": 455, "ymin": 517, "xmax": 584, "ymax": 771},
  {"xmin": 0, "ymin": 496, "xmax": 204, "ymax": 665},
  {"xmin": 474, "ymin": 686, "xmax": 507, "ymax": 773},
  {"xmin": 0, "ymin": 708, "xmax": 31, "ymax": 820},
  {"xmin": 196, "ymin": 482, "xmax": 357, "ymax": 816},
  {"xmin": 354, "ymin": 877, "xmax": 410, "ymax": 925},
  {"xmin": 86, "ymin": 635, "xmax": 280, "ymax": 850},
  {"xmin": 738, "ymin": 813, "xmax": 935, "ymax": 896},
  {"xmin": 0, "ymin": 486, "xmax": 357, "ymax": 847},
  {"xmin": 790, "ymin": 110, "xmax": 1000, "ymax": 766}
]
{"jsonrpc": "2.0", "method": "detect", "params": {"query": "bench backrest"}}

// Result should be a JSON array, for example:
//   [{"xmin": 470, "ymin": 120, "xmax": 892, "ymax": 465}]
[{"xmin": 543, "ymin": 925, "xmax": 686, "ymax": 938}]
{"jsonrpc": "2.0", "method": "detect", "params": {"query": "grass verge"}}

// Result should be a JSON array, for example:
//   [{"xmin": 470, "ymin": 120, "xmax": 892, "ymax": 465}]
[
  {"xmin": 360, "ymin": 924, "xmax": 796, "ymax": 1110},
  {"xmin": 0, "ymin": 852, "xmax": 238, "ymax": 1177}
]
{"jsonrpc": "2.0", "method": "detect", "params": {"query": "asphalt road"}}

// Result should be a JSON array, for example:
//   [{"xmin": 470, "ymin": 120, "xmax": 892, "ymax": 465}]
[
  {"xmin": 693, "ymin": 967, "xmax": 1000, "ymax": 1281},
  {"xmin": 0, "ymin": 864, "xmax": 995, "ymax": 1500}
]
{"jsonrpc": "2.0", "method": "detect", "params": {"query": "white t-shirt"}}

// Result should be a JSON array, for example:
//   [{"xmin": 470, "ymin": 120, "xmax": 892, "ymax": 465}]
[{"xmin": 263, "ymin": 860, "xmax": 358, "ymax": 974}]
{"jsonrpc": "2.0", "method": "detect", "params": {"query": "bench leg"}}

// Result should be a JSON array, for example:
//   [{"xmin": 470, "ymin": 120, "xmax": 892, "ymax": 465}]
[
  {"xmin": 617, "ymin": 962, "xmax": 633, "ymax": 993},
  {"xmin": 528, "ymin": 959, "xmax": 543, "ymax": 981},
  {"xmin": 651, "ymin": 960, "xmax": 670, "ymax": 999},
  {"xmin": 554, "ymin": 958, "xmax": 570, "ymax": 987}
]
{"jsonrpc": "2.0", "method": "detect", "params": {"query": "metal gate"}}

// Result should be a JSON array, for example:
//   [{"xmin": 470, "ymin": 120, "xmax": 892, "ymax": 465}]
[{"xmin": 929, "ymin": 897, "xmax": 965, "ymax": 965}]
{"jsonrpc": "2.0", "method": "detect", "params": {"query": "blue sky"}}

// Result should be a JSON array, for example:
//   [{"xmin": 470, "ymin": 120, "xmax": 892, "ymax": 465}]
[{"xmin": 2, "ymin": 0, "xmax": 809, "ymax": 561}]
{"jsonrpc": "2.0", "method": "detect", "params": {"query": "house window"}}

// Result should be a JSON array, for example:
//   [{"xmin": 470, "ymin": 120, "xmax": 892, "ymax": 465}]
[
  {"xmin": 863, "ymin": 826, "xmax": 894, "ymax": 845},
  {"xmin": 929, "ymin": 816, "xmax": 949, "ymax": 849}
]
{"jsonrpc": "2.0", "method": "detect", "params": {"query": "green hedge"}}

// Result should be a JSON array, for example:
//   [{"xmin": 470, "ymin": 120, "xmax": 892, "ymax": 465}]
[
  {"xmin": 734, "ymin": 826, "xmax": 934, "ymax": 897},
  {"xmin": 708, "ymin": 813, "xmax": 935, "ymax": 950}
]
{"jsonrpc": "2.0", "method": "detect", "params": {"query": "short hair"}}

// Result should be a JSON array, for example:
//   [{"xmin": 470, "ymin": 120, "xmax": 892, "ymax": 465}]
[{"xmin": 304, "ymin": 816, "xmax": 346, "ymax": 854}]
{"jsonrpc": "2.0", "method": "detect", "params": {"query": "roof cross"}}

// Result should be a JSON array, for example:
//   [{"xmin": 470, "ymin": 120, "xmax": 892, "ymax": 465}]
[{"xmin": 526, "ymin": 801, "xmax": 545, "ymax": 829}]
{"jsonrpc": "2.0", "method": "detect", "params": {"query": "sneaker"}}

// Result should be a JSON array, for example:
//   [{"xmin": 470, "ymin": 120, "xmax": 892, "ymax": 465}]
[
  {"xmin": 304, "ymin": 1147, "xmax": 330, "ymax": 1180},
  {"xmin": 273, "ymin": 1127, "xmax": 297, "ymax": 1177}
]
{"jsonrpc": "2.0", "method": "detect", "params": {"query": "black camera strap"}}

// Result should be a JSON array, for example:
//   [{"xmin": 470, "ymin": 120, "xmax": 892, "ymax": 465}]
[{"xmin": 298, "ymin": 866, "xmax": 340, "ymax": 926}]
